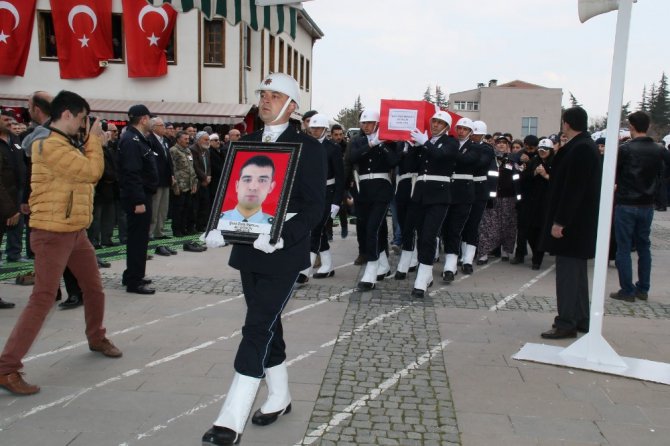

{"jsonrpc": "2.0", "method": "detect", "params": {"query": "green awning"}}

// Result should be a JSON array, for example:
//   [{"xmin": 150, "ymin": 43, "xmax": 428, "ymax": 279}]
[{"xmin": 147, "ymin": 0, "xmax": 300, "ymax": 39}]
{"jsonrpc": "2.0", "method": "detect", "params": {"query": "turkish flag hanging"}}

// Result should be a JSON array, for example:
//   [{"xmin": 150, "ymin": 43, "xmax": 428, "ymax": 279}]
[
  {"xmin": 122, "ymin": 0, "xmax": 177, "ymax": 78},
  {"xmin": 0, "ymin": 0, "xmax": 37, "ymax": 76},
  {"xmin": 50, "ymin": 0, "xmax": 113, "ymax": 79}
]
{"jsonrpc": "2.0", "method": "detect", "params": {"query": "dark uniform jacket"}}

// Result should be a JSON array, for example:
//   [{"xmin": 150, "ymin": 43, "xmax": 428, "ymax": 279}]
[
  {"xmin": 147, "ymin": 133, "xmax": 174, "ymax": 188},
  {"xmin": 615, "ymin": 136, "xmax": 670, "ymax": 206},
  {"xmin": 395, "ymin": 142, "xmax": 419, "ymax": 205},
  {"xmin": 411, "ymin": 134, "xmax": 459, "ymax": 205},
  {"xmin": 449, "ymin": 140, "xmax": 480, "ymax": 204},
  {"xmin": 472, "ymin": 142, "xmax": 498, "ymax": 201},
  {"xmin": 118, "ymin": 126, "xmax": 158, "ymax": 208},
  {"xmin": 323, "ymin": 138, "xmax": 345, "ymax": 206},
  {"xmin": 229, "ymin": 127, "xmax": 327, "ymax": 274},
  {"xmin": 210, "ymin": 146, "xmax": 226, "ymax": 195},
  {"xmin": 525, "ymin": 153, "xmax": 553, "ymax": 230},
  {"xmin": 349, "ymin": 135, "xmax": 399, "ymax": 203},
  {"xmin": 540, "ymin": 132, "xmax": 601, "ymax": 259},
  {"xmin": 190, "ymin": 144, "xmax": 211, "ymax": 187},
  {"xmin": 95, "ymin": 141, "xmax": 119, "ymax": 201}
]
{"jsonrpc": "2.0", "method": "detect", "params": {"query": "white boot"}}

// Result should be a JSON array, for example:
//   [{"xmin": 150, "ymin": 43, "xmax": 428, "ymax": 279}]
[
  {"xmin": 462, "ymin": 244, "xmax": 477, "ymax": 265},
  {"xmin": 394, "ymin": 250, "xmax": 413, "ymax": 279},
  {"xmin": 313, "ymin": 250, "xmax": 334, "ymax": 278},
  {"xmin": 251, "ymin": 362, "xmax": 292, "ymax": 426},
  {"xmin": 411, "ymin": 263, "xmax": 434, "ymax": 298},
  {"xmin": 459, "ymin": 241, "xmax": 467, "ymax": 264},
  {"xmin": 443, "ymin": 253, "xmax": 458, "ymax": 273},
  {"xmin": 358, "ymin": 260, "xmax": 379, "ymax": 290},
  {"xmin": 409, "ymin": 248, "xmax": 418, "ymax": 270},
  {"xmin": 213, "ymin": 372, "xmax": 261, "ymax": 435},
  {"xmin": 377, "ymin": 251, "xmax": 391, "ymax": 280}
]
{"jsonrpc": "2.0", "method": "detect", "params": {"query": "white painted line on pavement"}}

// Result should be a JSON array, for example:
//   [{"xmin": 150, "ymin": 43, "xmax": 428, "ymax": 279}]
[
  {"xmin": 116, "ymin": 304, "xmax": 412, "ymax": 445},
  {"xmin": 296, "ymin": 339, "xmax": 451, "ymax": 446},
  {"xmin": 334, "ymin": 261, "xmax": 354, "ymax": 270},
  {"xmin": 489, "ymin": 264, "xmax": 556, "ymax": 311},
  {"xmin": 428, "ymin": 259, "xmax": 501, "ymax": 297}
]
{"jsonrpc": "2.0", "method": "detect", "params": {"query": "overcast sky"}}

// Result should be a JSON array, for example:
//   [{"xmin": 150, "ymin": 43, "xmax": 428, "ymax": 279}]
[{"xmin": 304, "ymin": 0, "xmax": 669, "ymax": 126}]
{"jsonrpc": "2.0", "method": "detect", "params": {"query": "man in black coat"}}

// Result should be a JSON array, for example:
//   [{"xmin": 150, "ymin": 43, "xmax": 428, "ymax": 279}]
[
  {"xmin": 118, "ymin": 105, "xmax": 158, "ymax": 295},
  {"xmin": 540, "ymin": 107, "xmax": 602, "ymax": 339},
  {"xmin": 202, "ymin": 73, "xmax": 326, "ymax": 446}
]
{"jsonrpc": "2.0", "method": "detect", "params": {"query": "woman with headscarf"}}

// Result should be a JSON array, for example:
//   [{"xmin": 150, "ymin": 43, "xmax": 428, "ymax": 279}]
[{"xmin": 524, "ymin": 138, "xmax": 555, "ymax": 269}]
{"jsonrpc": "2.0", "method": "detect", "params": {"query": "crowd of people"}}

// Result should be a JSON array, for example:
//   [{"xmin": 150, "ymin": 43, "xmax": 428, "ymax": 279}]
[{"xmin": 1, "ymin": 77, "xmax": 670, "ymax": 445}]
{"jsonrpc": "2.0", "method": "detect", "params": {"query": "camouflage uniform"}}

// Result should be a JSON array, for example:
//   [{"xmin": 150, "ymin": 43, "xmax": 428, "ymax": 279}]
[{"xmin": 169, "ymin": 144, "xmax": 198, "ymax": 235}]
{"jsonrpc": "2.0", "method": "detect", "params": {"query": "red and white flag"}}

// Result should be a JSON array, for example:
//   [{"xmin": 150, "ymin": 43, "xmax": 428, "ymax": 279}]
[
  {"xmin": 122, "ymin": 0, "xmax": 177, "ymax": 78},
  {"xmin": 50, "ymin": 0, "xmax": 113, "ymax": 79},
  {"xmin": 0, "ymin": 0, "xmax": 37, "ymax": 77}
]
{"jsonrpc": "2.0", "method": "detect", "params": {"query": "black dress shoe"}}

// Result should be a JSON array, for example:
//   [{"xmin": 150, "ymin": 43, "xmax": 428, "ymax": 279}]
[
  {"xmin": 476, "ymin": 258, "xmax": 488, "ymax": 265},
  {"xmin": 461, "ymin": 264, "xmax": 473, "ymax": 275},
  {"xmin": 165, "ymin": 246, "xmax": 178, "ymax": 255},
  {"xmin": 201, "ymin": 425, "xmax": 240, "ymax": 446},
  {"xmin": 0, "ymin": 298, "xmax": 15, "ymax": 309},
  {"xmin": 376, "ymin": 270, "xmax": 392, "ymax": 281},
  {"xmin": 394, "ymin": 271, "xmax": 407, "ymax": 280},
  {"xmin": 251, "ymin": 403, "xmax": 291, "ymax": 426},
  {"xmin": 353, "ymin": 254, "xmax": 366, "ymax": 265},
  {"xmin": 541, "ymin": 327, "xmax": 577, "ymax": 339},
  {"xmin": 408, "ymin": 265, "xmax": 417, "ymax": 273},
  {"xmin": 609, "ymin": 290, "xmax": 635, "ymax": 302},
  {"xmin": 102, "ymin": 241, "xmax": 119, "ymax": 247},
  {"xmin": 126, "ymin": 284, "xmax": 156, "ymax": 295},
  {"xmin": 357, "ymin": 281, "xmax": 375, "ymax": 291},
  {"xmin": 441, "ymin": 271, "xmax": 455, "ymax": 283},
  {"xmin": 183, "ymin": 242, "xmax": 206, "ymax": 252},
  {"xmin": 501, "ymin": 256, "xmax": 510, "ymax": 262},
  {"xmin": 59, "ymin": 294, "xmax": 83, "ymax": 310},
  {"xmin": 296, "ymin": 273, "xmax": 309, "ymax": 284},
  {"xmin": 122, "ymin": 278, "xmax": 152, "ymax": 286},
  {"xmin": 552, "ymin": 322, "xmax": 589, "ymax": 333},
  {"xmin": 531, "ymin": 264, "xmax": 541, "ymax": 270},
  {"xmin": 509, "ymin": 257, "xmax": 524, "ymax": 265},
  {"xmin": 155, "ymin": 246, "xmax": 172, "ymax": 256},
  {"xmin": 313, "ymin": 270, "xmax": 334, "ymax": 279}
]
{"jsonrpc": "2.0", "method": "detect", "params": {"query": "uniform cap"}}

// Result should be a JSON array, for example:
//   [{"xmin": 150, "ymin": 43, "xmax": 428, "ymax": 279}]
[
  {"xmin": 538, "ymin": 138, "xmax": 554, "ymax": 149},
  {"xmin": 128, "ymin": 104, "xmax": 154, "ymax": 118}
]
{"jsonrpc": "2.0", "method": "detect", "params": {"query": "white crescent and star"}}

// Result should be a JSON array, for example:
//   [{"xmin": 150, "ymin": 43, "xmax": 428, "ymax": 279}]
[
  {"xmin": 138, "ymin": 5, "xmax": 169, "ymax": 46},
  {"xmin": 68, "ymin": 5, "xmax": 98, "ymax": 48},
  {"xmin": 0, "ymin": 0, "xmax": 21, "ymax": 44}
]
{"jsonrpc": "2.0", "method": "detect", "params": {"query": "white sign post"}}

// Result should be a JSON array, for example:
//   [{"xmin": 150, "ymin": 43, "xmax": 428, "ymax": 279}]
[{"xmin": 513, "ymin": 0, "xmax": 670, "ymax": 385}]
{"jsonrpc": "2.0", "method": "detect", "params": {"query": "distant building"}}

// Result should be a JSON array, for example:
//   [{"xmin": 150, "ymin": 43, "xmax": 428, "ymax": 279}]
[
  {"xmin": 448, "ymin": 79, "xmax": 563, "ymax": 138},
  {"xmin": 0, "ymin": 0, "xmax": 323, "ymax": 129}
]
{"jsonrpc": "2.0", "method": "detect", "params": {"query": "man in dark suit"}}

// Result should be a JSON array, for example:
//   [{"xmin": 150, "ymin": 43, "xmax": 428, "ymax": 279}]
[
  {"xmin": 540, "ymin": 106, "xmax": 602, "ymax": 339},
  {"xmin": 147, "ymin": 117, "xmax": 175, "ymax": 245},
  {"xmin": 202, "ymin": 73, "xmax": 326, "ymax": 446}
]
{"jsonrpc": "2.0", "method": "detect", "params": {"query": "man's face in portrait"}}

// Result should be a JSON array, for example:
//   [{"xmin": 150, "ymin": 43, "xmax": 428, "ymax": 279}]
[{"xmin": 236, "ymin": 163, "xmax": 276, "ymax": 212}]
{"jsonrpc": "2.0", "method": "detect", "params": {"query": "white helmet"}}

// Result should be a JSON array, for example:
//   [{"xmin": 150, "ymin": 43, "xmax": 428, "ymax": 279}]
[
  {"xmin": 473, "ymin": 120, "xmax": 488, "ymax": 135},
  {"xmin": 308, "ymin": 113, "xmax": 330, "ymax": 129},
  {"xmin": 538, "ymin": 138, "xmax": 554, "ymax": 149},
  {"xmin": 431, "ymin": 111, "xmax": 452, "ymax": 128},
  {"xmin": 455, "ymin": 117, "xmax": 474, "ymax": 130},
  {"xmin": 663, "ymin": 134, "xmax": 670, "ymax": 148},
  {"xmin": 256, "ymin": 73, "xmax": 300, "ymax": 110},
  {"xmin": 359, "ymin": 109, "xmax": 380, "ymax": 123}
]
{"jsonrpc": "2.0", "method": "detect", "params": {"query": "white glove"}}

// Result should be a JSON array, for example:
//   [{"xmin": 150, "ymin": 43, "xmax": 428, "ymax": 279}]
[
  {"xmin": 410, "ymin": 128, "xmax": 429, "ymax": 146},
  {"xmin": 330, "ymin": 204, "xmax": 340, "ymax": 219},
  {"xmin": 367, "ymin": 131, "xmax": 382, "ymax": 147},
  {"xmin": 203, "ymin": 230, "xmax": 226, "ymax": 248},
  {"xmin": 253, "ymin": 233, "xmax": 284, "ymax": 254}
]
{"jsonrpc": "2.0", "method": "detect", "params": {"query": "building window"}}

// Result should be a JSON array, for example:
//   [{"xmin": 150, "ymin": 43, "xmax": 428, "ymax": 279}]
[
  {"xmin": 453, "ymin": 101, "xmax": 479, "ymax": 111},
  {"xmin": 268, "ymin": 34, "xmax": 275, "ymax": 73},
  {"xmin": 521, "ymin": 117, "xmax": 538, "ymax": 137},
  {"xmin": 278, "ymin": 39, "xmax": 284, "ymax": 73},
  {"xmin": 293, "ymin": 49, "xmax": 299, "ymax": 81},
  {"xmin": 166, "ymin": 25, "xmax": 177, "ymax": 64},
  {"xmin": 286, "ymin": 44, "xmax": 292, "ymax": 75},
  {"xmin": 242, "ymin": 25, "xmax": 252, "ymax": 70},
  {"xmin": 37, "ymin": 11, "xmax": 57, "ymax": 59},
  {"xmin": 204, "ymin": 18, "xmax": 225, "ymax": 66},
  {"xmin": 305, "ymin": 59, "xmax": 310, "ymax": 92},
  {"xmin": 299, "ymin": 55, "xmax": 305, "ymax": 89},
  {"xmin": 109, "ymin": 14, "xmax": 124, "ymax": 61}
]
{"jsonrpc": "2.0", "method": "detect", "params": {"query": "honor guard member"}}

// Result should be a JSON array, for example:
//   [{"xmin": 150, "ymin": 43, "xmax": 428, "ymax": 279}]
[
  {"xmin": 407, "ymin": 111, "xmax": 459, "ymax": 297},
  {"xmin": 459, "ymin": 120, "xmax": 497, "ymax": 274},
  {"xmin": 440, "ymin": 117, "xmax": 479, "ymax": 283},
  {"xmin": 349, "ymin": 110, "xmax": 399, "ymax": 290},
  {"xmin": 118, "ymin": 105, "xmax": 158, "ymax": 294},
  {"xmin": 202, "ymin": 73, "xmax": 326, "ymax": 446},
  {"xmin": 393, "ymin": 140, "xmax": 420, "ymax": 280},
  {"xmin": 306, "ymin": 113, "xmax": 345, "ymax": 279}
]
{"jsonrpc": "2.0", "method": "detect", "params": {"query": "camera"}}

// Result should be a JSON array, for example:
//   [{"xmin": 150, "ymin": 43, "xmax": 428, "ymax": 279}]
[
  {"xmin": 87, "ymin": 116, "xmax": 108, "ymax": 132},
  {"xmin": 101, "ymin": 119, "xmax": 108, "ymax": 132}
]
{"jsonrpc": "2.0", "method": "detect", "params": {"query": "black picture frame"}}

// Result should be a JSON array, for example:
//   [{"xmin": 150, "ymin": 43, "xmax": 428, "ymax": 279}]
[{"xmin": 205, "ymin": 141, "xmax": 302, "ymax": 244}]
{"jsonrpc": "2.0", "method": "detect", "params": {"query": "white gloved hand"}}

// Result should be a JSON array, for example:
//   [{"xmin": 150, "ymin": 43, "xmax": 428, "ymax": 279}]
[
  {"xmin": 410, "ymin": 128, "xmax": 429, "ymax": 146},
  {"xmin": 367, "ymin": 131, "xmax": 382, "ymax": 147},
  {"xmin": 204, "ymin": 230, "xmax": 226, "ymax": 248},
  {"xmin": 330, "ymin": 204, "xmax": 340, "ymax": 219},
  {"xmin": 253, "ymin": 233, "xmax": 284, "ymax": 254}
]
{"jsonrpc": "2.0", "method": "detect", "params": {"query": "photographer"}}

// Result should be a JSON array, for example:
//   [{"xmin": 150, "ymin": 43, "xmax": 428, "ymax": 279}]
[{"xmin": 0, "ymin": 90, "xmax": 122, "ymax": 396}]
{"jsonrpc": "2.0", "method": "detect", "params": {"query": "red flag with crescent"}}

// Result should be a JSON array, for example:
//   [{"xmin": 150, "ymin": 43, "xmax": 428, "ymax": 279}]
[
  {"xmin": 0, "ymin": 0, "xmax": 37, "ymax": 76},
  {"xmin": 122, "ymin": 0, "xmax": 177, "ymax": 78},
  {"xmin": 50, "ymin": 0, "xmax": 113, "ymax": 79}
]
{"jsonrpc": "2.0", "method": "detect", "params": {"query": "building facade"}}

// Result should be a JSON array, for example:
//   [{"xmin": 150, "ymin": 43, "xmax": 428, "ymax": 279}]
[
  {"xmin": 449, "ymin": 80, "xmax": 563, "ymax": 138},
  {"xmin": 0, "ymin": 0, "xmax": 322, "ymax": 126}
]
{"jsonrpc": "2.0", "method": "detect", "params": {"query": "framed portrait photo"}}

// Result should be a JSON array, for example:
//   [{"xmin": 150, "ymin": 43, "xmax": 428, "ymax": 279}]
[{"xmin": 206, "ymin": 141, "xmax": 302, "ymax": 244}]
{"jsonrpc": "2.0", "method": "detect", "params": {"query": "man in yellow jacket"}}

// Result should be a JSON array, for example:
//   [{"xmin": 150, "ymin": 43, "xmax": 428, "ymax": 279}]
[{"xmin": 0, "ymin": 91, "xmax": 122, "ymax": 396}]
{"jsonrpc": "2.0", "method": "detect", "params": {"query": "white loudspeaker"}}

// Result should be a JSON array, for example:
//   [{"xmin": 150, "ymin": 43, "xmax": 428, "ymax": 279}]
[{"xmin": 578, "ymin": 0, "xmax": 636, "ymax": 23}]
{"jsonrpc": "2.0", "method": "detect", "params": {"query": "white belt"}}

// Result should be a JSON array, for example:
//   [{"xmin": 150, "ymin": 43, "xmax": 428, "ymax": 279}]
[
  {"xmin": 416, "ymin": 174, "xmax": 451, "ymax": 183},
  {"xmin": 397, "ymin": 173, "xmax": 415, "ymax": 182},
  {"xmin": 359, "ymin": 173, "xmax": 391, "ymax": 182},
  {"xmin": 452, "ymin": 173, "xmax": 473, "ymax": 180},
  {"xmin": 326, "ymin": 178, "xmax": 336, "ymax": 186},
  {"xmin": 473, "ymin": 176, "xmax": 487, "ymax": 182}
]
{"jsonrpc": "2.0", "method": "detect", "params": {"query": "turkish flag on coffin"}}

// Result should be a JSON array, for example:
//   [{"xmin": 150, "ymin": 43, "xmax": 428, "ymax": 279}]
[
  {"xmin": 50, "ymin": 0, "xmax": 113, "ymax": 79},
  {"xmin": 122, "ymin": 0, "xmax": 177, "ymax": 78},
  {"xmin": 0, "ymin": 0, "xmax": 37, "ymax": 77}
]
